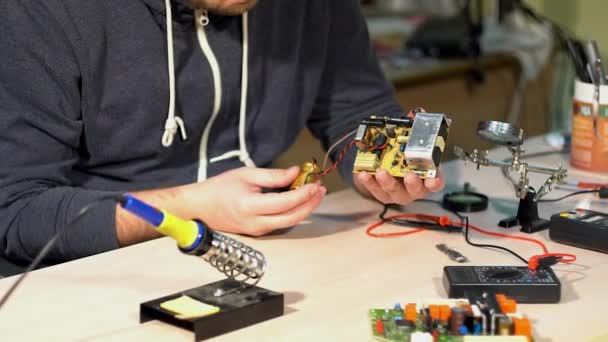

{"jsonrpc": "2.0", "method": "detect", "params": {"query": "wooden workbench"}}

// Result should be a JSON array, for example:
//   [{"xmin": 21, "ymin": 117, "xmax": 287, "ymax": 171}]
[{"xmin": 1, "ymin": 136, "xmax": 606, "ymax": 341}]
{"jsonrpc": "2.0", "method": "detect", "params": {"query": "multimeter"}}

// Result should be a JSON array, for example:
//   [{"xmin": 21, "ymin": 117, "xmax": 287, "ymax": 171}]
[
  {"xmin": 443, "ymin": 265, "xmax": 561, "ymax": 303},
  {"xmin": 549, "ymin": 208, "xmax": 608, "ymax": 254}
]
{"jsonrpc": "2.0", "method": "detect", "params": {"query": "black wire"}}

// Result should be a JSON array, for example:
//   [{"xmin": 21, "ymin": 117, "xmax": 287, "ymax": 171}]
[
  {"xmin": 0, "ymin": 196, "xmax": 120, "ymax": 310},
  {"xmin": 539, "ymin": 189, "xmax": 599, "ymax": 203},
  {"xmin": 381, "ymin": 200, "xmax": 530, "ymax": 265},
  {"xmin": 461, "ymin": 216, "xmax": 528, "ymax": 264},
  {"xmin": 379, "ymin": 204, "xmax": 390, "ymax": 220},
  {"xmin": 436, "ymin": 202, "xmax": 529, "ymax": 264}
]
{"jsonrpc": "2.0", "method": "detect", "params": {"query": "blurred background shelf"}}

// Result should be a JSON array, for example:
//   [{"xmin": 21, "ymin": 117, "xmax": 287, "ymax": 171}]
[{"xmin": 273, "ymin": 1, "xmax": 560, "ymax": 192}]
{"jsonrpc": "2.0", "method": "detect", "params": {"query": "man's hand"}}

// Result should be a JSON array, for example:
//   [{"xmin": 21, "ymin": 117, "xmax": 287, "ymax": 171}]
[
  {"xmin": 179, "ymin": 166, "xmax": 326, "ymax": 237},
  {"xmin": 353, "ymin": 169, "xmax": 444, "ymax": 205},
  {"xmin": 116, "ymin": 166, "xmax": 326, "ymax": 246}
]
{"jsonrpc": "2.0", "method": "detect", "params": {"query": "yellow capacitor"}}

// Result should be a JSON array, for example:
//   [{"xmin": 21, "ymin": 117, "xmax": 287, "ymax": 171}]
[
  {"xmin": 353, "ymin": 153, "xmax": 380, "ymax": 172},
  {"xmin": 290, "ymin": 162, "xmax": 320, "ymax": 190}
]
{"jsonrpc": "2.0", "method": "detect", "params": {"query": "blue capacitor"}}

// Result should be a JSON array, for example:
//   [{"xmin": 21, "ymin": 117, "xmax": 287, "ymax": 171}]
[
  {"xmin": 400, "ymin": 143, "xmax": 406, "ymax": 152},
  {"xmin": 473, "ymin": 323, "xmax": 482, "ymax": 335},
  {"xmin": 458, "ymin": 325, "xmax": 469, "ymax": 335}
]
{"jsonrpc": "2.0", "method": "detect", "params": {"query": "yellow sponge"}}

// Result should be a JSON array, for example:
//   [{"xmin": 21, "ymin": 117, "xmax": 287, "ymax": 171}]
[{"xmin": 160, "ymin": 295, "xmax": 220, "ymax": 320}]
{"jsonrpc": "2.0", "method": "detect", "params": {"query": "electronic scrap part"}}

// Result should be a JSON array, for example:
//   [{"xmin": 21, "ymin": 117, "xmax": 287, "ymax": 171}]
[
  {"xmin": 290, "ymin": 161, "xmax": 321, "ymax": 190},
  {"xmin": 353, "ymin": 113, "xmax": 450, "ymax": 179},
  {"xmin": 369, "ymin": 293, "xmax": 532, "ymax": 342},
  {"xmin": 405, "ymin": 113, "xmax": 450, "ymax": 178}
]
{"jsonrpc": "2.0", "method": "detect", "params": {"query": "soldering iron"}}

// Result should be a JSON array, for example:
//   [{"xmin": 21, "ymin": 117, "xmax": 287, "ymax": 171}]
[{"xmin": 118, "ymin": 194, "xmax": 267, "ymax": 285}]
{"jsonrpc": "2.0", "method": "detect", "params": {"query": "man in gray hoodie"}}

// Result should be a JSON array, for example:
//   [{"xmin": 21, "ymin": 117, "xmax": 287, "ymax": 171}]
[{"xmin": 0, "ymin": 0, "xmax": 444, "ymax": 263}]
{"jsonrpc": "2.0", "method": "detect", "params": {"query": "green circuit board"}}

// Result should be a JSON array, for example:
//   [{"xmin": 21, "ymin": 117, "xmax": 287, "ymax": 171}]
[{"xmin": 369, "ymin": 294, "xmax": 533, "ymax": 342}]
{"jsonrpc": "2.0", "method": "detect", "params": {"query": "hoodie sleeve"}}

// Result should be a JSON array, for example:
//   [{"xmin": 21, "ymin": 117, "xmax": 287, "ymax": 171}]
[
  {"xmin": 307, "ymin": 0, "xmax": 403, "ymax": 186},
  {"xmin": 0, "ymin": 1, "xmax": 119, "ymax": 262}
]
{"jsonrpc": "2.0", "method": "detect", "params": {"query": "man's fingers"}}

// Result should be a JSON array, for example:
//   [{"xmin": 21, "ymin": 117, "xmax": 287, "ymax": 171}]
[
  {"xmin": 375, "ymin": 170, "xmax": 412, "ymax": 205},
  {"xmin": 255, "ymin": 186, "xmax": 327, "ymax": 234},
  {"xmin": 356, "ymin": 172, "xmax": 393, "ymax": 204},
  {"xmin": 245, "ymin": 166, "xmax": 300, "ymax": 188},
  {"xmin": 424, "ymin": 169, "xmax": 445, "ymax": 192},
  {"xmin": 404, "ymin": 173, "xmax": 427, "ymax": 199},
  {"xmin": 248, "ymin": 183, "xmax": 320, "ymax": 215}
]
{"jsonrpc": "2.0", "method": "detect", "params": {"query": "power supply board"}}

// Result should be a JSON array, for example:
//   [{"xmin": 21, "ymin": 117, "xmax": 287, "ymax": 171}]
[
  {"xmin": 369, "ymin": 293, "xmax": 532, "ymax": 342},
  {"xmin": 353, "ymin": 113, "xmax": 450, "ymax": 179}
]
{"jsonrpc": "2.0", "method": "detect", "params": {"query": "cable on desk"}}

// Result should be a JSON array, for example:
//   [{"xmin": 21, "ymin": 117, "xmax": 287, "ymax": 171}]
[
  {"xmin": 368, "ymin": 201, "xmax": 576, "ymax": 268},
  {"xmin": 539, "ymin": 188, "xmax": 606, "ymax": 203},
  {"xmin": 0, "ymin": 195, "xmax": 121, "ymax": 310}
]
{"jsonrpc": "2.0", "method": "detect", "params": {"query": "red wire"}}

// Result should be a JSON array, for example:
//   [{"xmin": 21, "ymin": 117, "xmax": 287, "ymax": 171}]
[
  {"xmin": 539, "ymin": 253, "xmax": 576, "ymax": 262},
  {"xmin": 366, "ymin": 214, "xmax": 430, "ymax": 237},
  {"xmin": 369, "ymin": 141, "xmax": 388, "ymax": 151},
  {"xmin": 317, "ymin": 140, "xmax": 357, "ymax": 177},
  {"xmin": 366, "ymin": 213, "xmax": 577, "ymax": 266}
]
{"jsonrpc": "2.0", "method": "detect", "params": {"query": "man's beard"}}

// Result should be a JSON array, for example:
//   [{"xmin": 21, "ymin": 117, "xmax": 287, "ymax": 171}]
[{"xmin": 188, "ymin": 0, "xmax": 257, "ymax": 15}]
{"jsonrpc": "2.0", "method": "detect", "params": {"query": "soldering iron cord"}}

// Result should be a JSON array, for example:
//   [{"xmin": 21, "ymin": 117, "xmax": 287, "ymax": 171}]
[{"xmin": 0, "ymin": 195, "xmax": 121, "ymax": 310}]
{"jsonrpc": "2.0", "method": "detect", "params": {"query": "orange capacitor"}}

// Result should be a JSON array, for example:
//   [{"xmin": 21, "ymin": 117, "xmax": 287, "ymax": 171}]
[
  {"xmin": 439, "ymin": 305, "xmax": 451, "ymax": 321},
  {"xmin": 495, "ymin": 294, "xmax": 507, "ymax": 304},
  {"xmin": 375, "ymin": 319, "xmax": 385, "ymax": 335},
  {"xmin": 502, "ymin": 299, "xmax": 517, "ymax": 314},
  {"xmin": 495, "ymin": 294, "xmax": 517, "ymax": 314},
  {"xmin": 405, "ymin": 303, "xmax": 417, "ymax": 322},
  {"xmin": 429, "ymin": 305, "xmax": 440, "ymax": 320},
  {"xmin": 513, "ymin": 317, "xmax": 532, "ymax": 341}
]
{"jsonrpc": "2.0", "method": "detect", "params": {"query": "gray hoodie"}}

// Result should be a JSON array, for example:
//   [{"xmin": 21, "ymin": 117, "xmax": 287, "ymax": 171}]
[{"xmin": 0, "ymin": 0, "xmax": 401, "ymax": 262}]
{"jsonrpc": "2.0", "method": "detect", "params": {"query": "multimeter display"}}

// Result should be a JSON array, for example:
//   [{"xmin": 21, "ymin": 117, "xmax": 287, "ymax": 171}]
[{"xmin": 549, "ymin": 208, "xmax": 608, "ymax": 254}]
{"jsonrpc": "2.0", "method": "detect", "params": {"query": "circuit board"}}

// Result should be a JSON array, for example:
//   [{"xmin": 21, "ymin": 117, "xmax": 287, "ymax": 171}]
[
  {"xmin": 369, "ymin": 294, "xmax": 532, "ymax": 342},
  {"xmin": 353, "ymin": 113, "xmax": 450, "ymax": 179}
]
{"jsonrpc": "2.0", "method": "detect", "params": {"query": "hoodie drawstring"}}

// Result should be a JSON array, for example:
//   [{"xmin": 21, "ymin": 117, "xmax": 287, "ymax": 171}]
[
  {"xmin": 238, "ymin": 13, "xmax": 255, "ymax": 167},
  {"xmin": 162, "ymin": 0, "xmax": 187, "ymax": 147},
  {"xmin": 162, "ymin": 1, "xmax": 255, "ymax": 177}
]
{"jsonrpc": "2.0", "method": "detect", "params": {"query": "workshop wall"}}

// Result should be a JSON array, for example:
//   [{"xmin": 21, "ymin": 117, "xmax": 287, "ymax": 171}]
[{"xmin": 526, "ymin": 0, "xmax": 608, "ymax": 56}]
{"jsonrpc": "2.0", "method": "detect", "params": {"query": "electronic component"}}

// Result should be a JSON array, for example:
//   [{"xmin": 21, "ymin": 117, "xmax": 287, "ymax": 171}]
[
  {"xmin": 443, "ymin": 266, "xmax": 561, "ymax": 303},
  {"xmin": 437, "ymin": 243, "xmax": 468, "ymax": 262},
  {"xmin": 353, "ymin": 113, "xmax": 451, "ymax": 179},
  {"xmin": 549, "ymin": 208, "xmax": 608, "ymax": 253},
  {"xmin": 290, "ymin": 161, "xmax": 320, "ymax": 190},
  {"xmin": 369, "ymin": 293, "xmax": 532, "ymax": 342}
]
